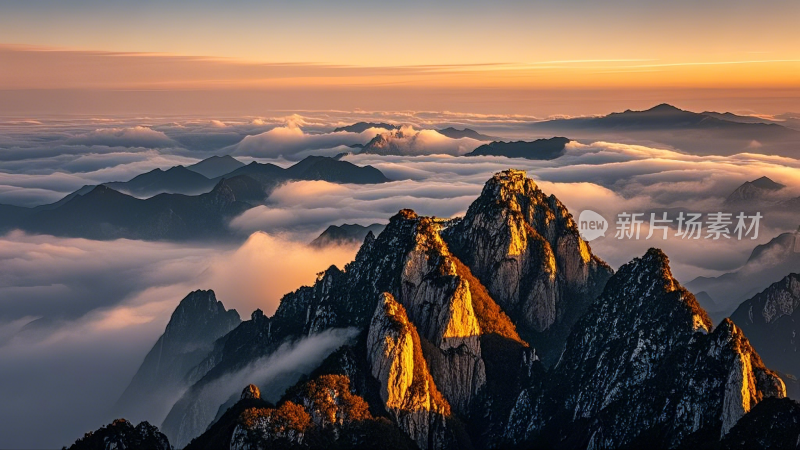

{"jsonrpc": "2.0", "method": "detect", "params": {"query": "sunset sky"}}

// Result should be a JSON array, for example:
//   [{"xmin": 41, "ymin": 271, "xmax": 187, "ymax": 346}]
[{"xmin": 1, "ymin": 0, "xmax": 799, "ymax": 115}]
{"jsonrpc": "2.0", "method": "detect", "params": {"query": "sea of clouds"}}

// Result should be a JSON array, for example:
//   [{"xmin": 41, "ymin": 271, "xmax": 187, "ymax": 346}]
[{"xmin": 0, "ymin": 110, "xmax": 799, "ymax": 448}]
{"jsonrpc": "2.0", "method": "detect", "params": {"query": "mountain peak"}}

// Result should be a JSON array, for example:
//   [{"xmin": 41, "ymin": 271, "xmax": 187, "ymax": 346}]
[
  {"xmin": 750, "ymin": 176, "xmax": 785, "ymax": 191},
  {"xmin": 482, "ymin": 169, "xmax": 537, "ymax": 200},
  {"xmin": 241, "ymin": 384, "xmax": 261, "ymax": 400},
  {"xmin": 609, "ymin": 247, "xmax": 712, "ymax": 332},
  {"xmin": 646, "ymin": 103, "xmax": 684, "ymax": 113},
  {"xmin": 443, "ymin": 170, "xmax": 613, "ymax": 362},
  {"xmin": 395, "ymin": 208, "xmax": 418, "ymax": 221}
]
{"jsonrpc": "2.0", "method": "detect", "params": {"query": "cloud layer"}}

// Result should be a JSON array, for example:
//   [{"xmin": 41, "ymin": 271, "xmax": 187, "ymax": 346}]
[{"xmin": 1, "ymin": 111, "xmax": 800, "ymax": 448}]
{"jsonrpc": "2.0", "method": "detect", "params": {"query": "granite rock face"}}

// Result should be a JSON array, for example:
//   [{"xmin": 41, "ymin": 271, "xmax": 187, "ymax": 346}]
[
  {"xmin": 367, "ymin": 293, "xmax": 452, "ymax": 450},
  {"xmin": 116, "ymin": 290, "xmax": 240, "ymax": 423},
  {"xmin": 504, "ymin": 249, "xmax": 785, "ymax": 449},
  {"xmin": 444, "ymin": 169, "xmax": 613, "ymax": 362},
  {"xmin": 77, "ymin": 169, "xmax": 794, "ymax": 450},
  {"xmin": 65, "ymin": 419, "xmax": 170, "ymax": 450}
]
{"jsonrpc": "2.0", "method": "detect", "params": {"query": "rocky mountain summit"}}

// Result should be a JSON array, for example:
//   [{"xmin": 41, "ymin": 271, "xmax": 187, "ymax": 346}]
[
  {"xmin": 443, "ymin": 169, "xmax": 613, "ymax": 363},
  {"xmin": 116, "ymin": 290, "xmax": 241, "ymax": 423},
  {"xmin": 504, "ymin": 249, "xmax": 784, "ymax": 449},
  {"xmin": 723, "ymin": 176, "xmax": 786, "ymax": 206},
  {"xmin": 69, "ymin": 170, "xmax": 796, "ymax": 450},
  {"xmin": 732, "ymin": 273, "xmax": 800, "ymax": 397},
  {"xmin": 64, "ymin": 419, "xmax": 170, "ymax": 450}
]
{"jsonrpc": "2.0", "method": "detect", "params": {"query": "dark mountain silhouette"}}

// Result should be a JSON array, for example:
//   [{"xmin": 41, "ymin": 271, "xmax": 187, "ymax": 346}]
[
  {"xmin": 702, "ymin": 111, "xmax": 777, "ymax": 125},
  {"xmin": 534, "ymin": 103, "xmax": 793, "ymax": 133},
  {"xmin": 724, "ymin": 176, "xmax": 786, "ymax": 205},
  {"xmin": 105, "ymin": 165, "xmax": 217, "ymax": 197},
  {"xmin": 333, "ymin": 122, "xmax": 399, "ymax": 133},
  {"xmin": 0, "ymin": 156, "xmax": 390, "ymax": 241},
  {"xmin": 719, "ymin": 398, "xmax": 800, "ymax": 449},
  {"xmin": 310, "ymin": 223, "xmax": 386, "ymax": 247},
  {"xmin": 116, "ymin": 290, "xmax": 240, "ymax": 424},
  {"xmin": 528, "ymin": 104, "xmax": 800, "ymax": 157},
  {"xmin": 19, "ymin": 181, "xmax": 251, "ymax": 241},
  {"xmin": 284, "ymin": 155, "xmax": 390, "ymax": 184},
  {"xmin": 436, "ymin": 127, "xmax": 497, "ymax": 141},
  {"xmin": 465, "ymin": 137, "xmax": 570, "ymax": 159},
  {"xmin": 64, "ymin": 419, "xmax": 170, "ymax": 450},
  {"xmin": 186, "ymin": 155, "xmax": 246, "ymax": 178}
]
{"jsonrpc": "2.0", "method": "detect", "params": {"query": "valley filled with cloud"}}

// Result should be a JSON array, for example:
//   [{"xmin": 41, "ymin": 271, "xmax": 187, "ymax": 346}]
[{"xmin": 1, "ymin": 109, "xmax": 799, "ymax": 448}]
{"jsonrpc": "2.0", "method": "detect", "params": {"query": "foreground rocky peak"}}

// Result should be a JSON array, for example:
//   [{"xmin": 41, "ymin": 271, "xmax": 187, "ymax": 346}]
[
  {"xmin": 65, "ymin": 419, "xmax": 170, "ymax": 450},
  {"xmin": 116, "ymin": 289, "xmax": 240, "ymax": 424},
  {"xmin": 367, "ymin": 293, "xmax": 452, "ymax": 450},
  {"xmin": 444, "ymin": 169, "xmax": 613, "ymax": 363},
  {"xmin": 505, "ymin": 248, "xmax": 784, "ymax": 449},
  {"xmin": 241, "ymin": 384, "xmax": 261, "ymax": 400},
  {"xmin": 104, "ymin": 169, "xmax": 795, "ymax": 450}
]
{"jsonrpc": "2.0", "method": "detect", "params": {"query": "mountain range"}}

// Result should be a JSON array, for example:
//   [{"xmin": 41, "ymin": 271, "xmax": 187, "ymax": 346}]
[
  {"xmin": 68, "ymin": 169, "xmax": 800, "ymax": 450},
  {"xmin": 465, "ymin": 137, "xmax": 570, "ymax": 159},
  {"xmin": 528, "ymin": 104, "xmax": 800, "ymax": 157},
  {"xmin": 333, "ymin": 122, "xmax": 497, "ymax": 142},
  {"xmin": 0, "ymin": 155, "xmax": 390, "ymax": 241},
  {"xmin": 687, "ymin": 230, "xmax": 800, "ymax": 319},
  {"xmin": 310, "ymin": 223, "xmax": 387, "ymax": 247},
  {"xmin": 724, "ymin": 176, "xmax": 787, "ymax": 206}
]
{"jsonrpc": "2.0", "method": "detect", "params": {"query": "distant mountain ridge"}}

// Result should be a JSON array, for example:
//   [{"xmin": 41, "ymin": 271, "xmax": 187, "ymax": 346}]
[
  {"xmin": 105, "ymin": 165, "xmax": 217, "ymax": 197},
  {"xmin": 436, "ymin": 127, "xmax": 498, "ymax": 141},
  {"xmin": 724, "ymin": 176, "xmax": 786, "ymax": 205},
  {"xmin": 186, "ymin": 155, "xmax": 246, "ymax": 178},
  {"xmin": 731, "ymin": 274, "xmax": 800, "ymax": 397},
  {"xmin": 333, "ymin": 122, "xmax": 399, "ymax": 133},
  {"xmin": 465, "ymin": 137, "xmax": 570, "ymax": 160},
  {"xmin": 0, "ymin": 155, "xmax": 391, "ymax": 241},
  {"xmin": 310, "ymin": 223, "xmax": 387, "ymax": 247},
  {"xmin": 528, "ymin": 103, "xmax": 800, "ymax": 157},
  {"xmin": 533, "ymin": 103, "xmax": 795, "ymax": 133},
  {"xmin": 687, "ymin": 231, "xmax": 800, "ymax": 319}
]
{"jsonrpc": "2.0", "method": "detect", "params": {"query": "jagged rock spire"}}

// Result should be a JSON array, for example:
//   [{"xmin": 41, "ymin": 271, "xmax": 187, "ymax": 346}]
[
  {"xmin": 505, "ymin": 248, "xmax": 785, "ymax": 448},
  {"xmin": 443, "ymin": 169, "xmax": 613, "ymax": 363},
  {"xmin": 241, "ymin": 384, "xmax": 261, "ymax": 400}
]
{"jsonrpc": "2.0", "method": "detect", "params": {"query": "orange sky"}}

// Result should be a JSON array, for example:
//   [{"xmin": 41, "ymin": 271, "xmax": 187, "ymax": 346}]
[{"xmin": 1, "ymin": 0, "xmax": 798, "ymax": 115}]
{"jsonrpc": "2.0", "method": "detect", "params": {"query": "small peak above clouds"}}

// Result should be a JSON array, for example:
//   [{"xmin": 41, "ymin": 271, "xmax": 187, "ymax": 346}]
[
  {"xmin": 186, "ymin": 155, "xmax": 245, "ymax": 179},
  {"xmin": 359, "ymin": 125, "xmax": 484, "ymax": 156},
  {"xmin": 333, "ymin": 122, "xmax": 399, "ymax": 133}
]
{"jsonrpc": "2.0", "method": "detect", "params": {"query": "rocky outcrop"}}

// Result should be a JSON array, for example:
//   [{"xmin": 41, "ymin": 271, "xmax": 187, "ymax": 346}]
[
  {"xmin": 230, "ymin": 402, "xmax": 311, "ymax": 450},
  {"xmin": 720, "ymin": 397, "xmax": 800, "ymax": 449},
  {"xmin": 241, "ymin": 384, "xmax": 261, "ymax": 400},
  {"xmin": 687, "ymin": 232, "xmax": 800, "ymax": 320},
  {"xmin": 731, "ymin": 273, "xmax": 800, "ymax": 398},
  {"xmin": 65, "ymin": 419, "xmax": 170, "ymax": 450},
  {"xmin": 723, "ymin": 176, "xmax": 786, "ymax": 206},
  {"xmin": 504, "ymin": 249, "xmax": 785, "ymax": 449},
  {"xmin": 116, "ymin": 290, "xmax": 240, "ymax": 423},
  {"xmin": 443, "ymin": 169, "xmax": 613, "ymax": 362},
  {"xmin": 367, "ymin": 293, "xmax": 452, "ymax": 450},
  {"xmin": 398, "ymin": 218, "xmax": 486, "ymax": 414}
]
